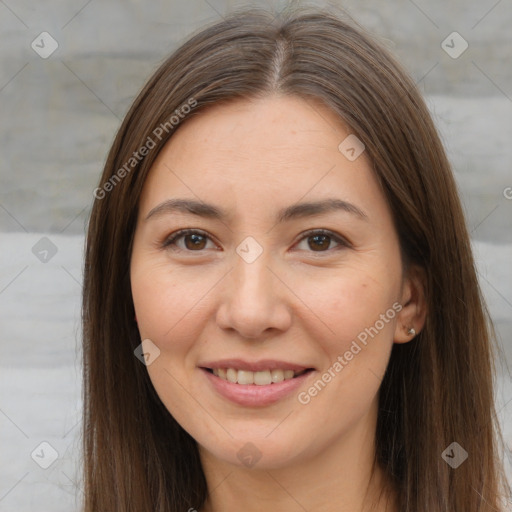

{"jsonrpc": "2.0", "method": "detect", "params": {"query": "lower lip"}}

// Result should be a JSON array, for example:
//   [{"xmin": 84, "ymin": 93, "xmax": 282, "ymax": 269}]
[{"xmin": 201, "ymin": 368, "xmax": 314, "ymax": 407}]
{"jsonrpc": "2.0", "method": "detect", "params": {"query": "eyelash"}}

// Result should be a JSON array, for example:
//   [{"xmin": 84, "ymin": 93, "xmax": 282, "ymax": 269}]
[{"xmin": 161, "ymin": 228, "xmax": 351, "ymax": 254}]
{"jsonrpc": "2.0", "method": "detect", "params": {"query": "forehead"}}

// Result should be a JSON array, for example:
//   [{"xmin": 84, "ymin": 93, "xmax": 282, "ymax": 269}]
[
  {"xmin": 138, "ymin": 94, "xmax": 389, "ymax": 226},
  {"xmin": 160, "ymin": 95, "xmax": 355, "ymax": 167}
]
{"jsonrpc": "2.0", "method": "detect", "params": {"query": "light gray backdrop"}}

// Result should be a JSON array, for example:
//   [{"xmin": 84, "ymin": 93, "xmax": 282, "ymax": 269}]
[{"xmin": 0, "ymin": 1, "xmax": 511, "ymax": 510}]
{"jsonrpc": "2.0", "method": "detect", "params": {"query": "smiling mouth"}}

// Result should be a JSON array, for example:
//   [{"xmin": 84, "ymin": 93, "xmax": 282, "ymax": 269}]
[{"xmin": 202, "ymin": 367, "xmax": 314, "ymax": 385}]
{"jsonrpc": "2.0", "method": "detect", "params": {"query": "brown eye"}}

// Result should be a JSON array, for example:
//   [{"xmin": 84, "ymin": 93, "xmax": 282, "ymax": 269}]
[
  {"xmin": 308, "ymin": 234, "xmax": 331, "ymax": 251},
  {"xmin": 295, "ymin": 229, "xmax": 349, "ymax": 253},
  {"xmin": 162, "ymin": 229, "xmax": 215, "ymax": 252},
  {"xmin": 183, "ymin": 233, "xmax": 207, "ymax": 250}
]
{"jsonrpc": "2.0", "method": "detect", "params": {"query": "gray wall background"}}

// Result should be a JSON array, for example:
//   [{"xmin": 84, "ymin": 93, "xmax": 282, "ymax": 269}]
[
  {"xmin": 0, "ymin": 1, "xmax": 511, "ymax": 510},
  {"xmin": 0, "ymin": 0, "xmax": 511, "ymax": 232},
  {"xmin": 1, "ymin": 0, "xmax": 512, "ymax": 238}
]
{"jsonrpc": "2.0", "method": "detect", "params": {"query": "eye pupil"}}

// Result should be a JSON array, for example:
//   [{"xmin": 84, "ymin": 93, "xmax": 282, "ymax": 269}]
[
  {"xmin": 309, "ymin": 234, "xmax": 330, "ymax": 251},
  {"xmin": 185, "ymin": 234, "xmax": 206, "ymax": 250}
]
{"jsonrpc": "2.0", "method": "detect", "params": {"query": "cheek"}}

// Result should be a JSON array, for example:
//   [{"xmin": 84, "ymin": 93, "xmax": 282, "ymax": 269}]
[
  {"xmin": 131, "ymin": 260, "xmax": 214, "ymax": 344},
  {"xmin": 130, "ymin": 263, "xmax": 208, "ymax": 420},
  {"xmin": 130, "ymin": 261, "xmax": 221, "ymax": 415},
  {"xmin": 296, "ymin": 287, "xmax": 397, "ymax": 439},
  {"xmin": 292, "ymin": 263, "xmax": 399, "ymax": 413},
  {"xmin": 297, "ymin": 263, "xmax": 399, "ymax": 346}
]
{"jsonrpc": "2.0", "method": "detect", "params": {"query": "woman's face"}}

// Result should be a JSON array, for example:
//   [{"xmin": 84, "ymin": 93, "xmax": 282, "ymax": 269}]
[{"xmin": 130, "ymin": 95, "xmax": 417, "ymax": 470}]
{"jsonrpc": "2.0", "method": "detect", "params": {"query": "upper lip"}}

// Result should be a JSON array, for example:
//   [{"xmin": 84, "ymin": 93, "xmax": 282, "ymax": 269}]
[{"xmin": 199, "ymin": 359, "xmax": 314, "ymax": 372}]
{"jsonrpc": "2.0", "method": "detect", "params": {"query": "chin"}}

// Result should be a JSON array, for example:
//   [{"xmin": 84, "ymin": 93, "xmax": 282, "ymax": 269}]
[{"xmin": 198, "ymin": 430, "xmax": 311, "ymax": 471}]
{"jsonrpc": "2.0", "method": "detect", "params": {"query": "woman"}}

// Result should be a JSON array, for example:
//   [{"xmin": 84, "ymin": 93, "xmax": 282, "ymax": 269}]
[{"xmin": 82, "ymin": 6, "xmax": 511, "ymax": 511}]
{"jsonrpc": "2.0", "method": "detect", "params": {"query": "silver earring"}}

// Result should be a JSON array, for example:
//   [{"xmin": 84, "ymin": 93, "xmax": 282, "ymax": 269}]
[{"xmin": 407, "ymin": 327, "xmax": 416, "ymax": 336}]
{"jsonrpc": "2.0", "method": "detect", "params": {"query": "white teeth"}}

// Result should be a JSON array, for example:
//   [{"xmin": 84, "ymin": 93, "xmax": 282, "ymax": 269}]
[
  {"xmin": 212, "ymin": 368, "xmax": 304, "ymax": 385},
  {"xmin": 237, "ymin": 370, "xmax": 254, "ymax": 385},
  {"xmin": 284, "ymin": 369, "xmax": 294, "ymax": 380},
  {"xmin": 254, "ymin": 371, "xmax": 272, "ymax": 385},
  {"xmin": 270, "ymin": 369, "xmax": 284, "ymax": 383},
  {"xmin": 226, "ymin": 368, "xmax": 237, "ymax": 383}
]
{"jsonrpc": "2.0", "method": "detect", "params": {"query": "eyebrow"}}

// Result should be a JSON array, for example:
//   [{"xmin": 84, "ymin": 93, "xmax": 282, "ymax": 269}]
[{"xmin": 145, "ymin": 197, "xmax": 368, "ymax": 223}]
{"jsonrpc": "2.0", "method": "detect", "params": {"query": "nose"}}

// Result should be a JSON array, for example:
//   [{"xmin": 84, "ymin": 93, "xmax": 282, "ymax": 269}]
[{"xmin": 215, "ymin": 250, "xmax": 292, "ymax": 339}]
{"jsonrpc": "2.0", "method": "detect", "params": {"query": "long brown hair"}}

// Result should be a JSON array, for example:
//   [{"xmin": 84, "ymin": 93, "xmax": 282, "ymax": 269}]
[{"xmin": 82, "ymin": 5, "xmax": 510, "ymax": 511}]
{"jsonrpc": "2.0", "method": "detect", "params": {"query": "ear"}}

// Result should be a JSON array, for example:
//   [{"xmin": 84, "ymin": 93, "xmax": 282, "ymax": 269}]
[{"xmin": 394, "ymin": 264, "xmax": 427, "ymax": 344}]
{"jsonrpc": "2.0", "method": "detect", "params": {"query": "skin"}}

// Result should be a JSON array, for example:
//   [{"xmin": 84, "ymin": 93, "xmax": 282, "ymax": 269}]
[{"xmin": 130, "ymin": 95, "xmax": 427, "ymax": 512}]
